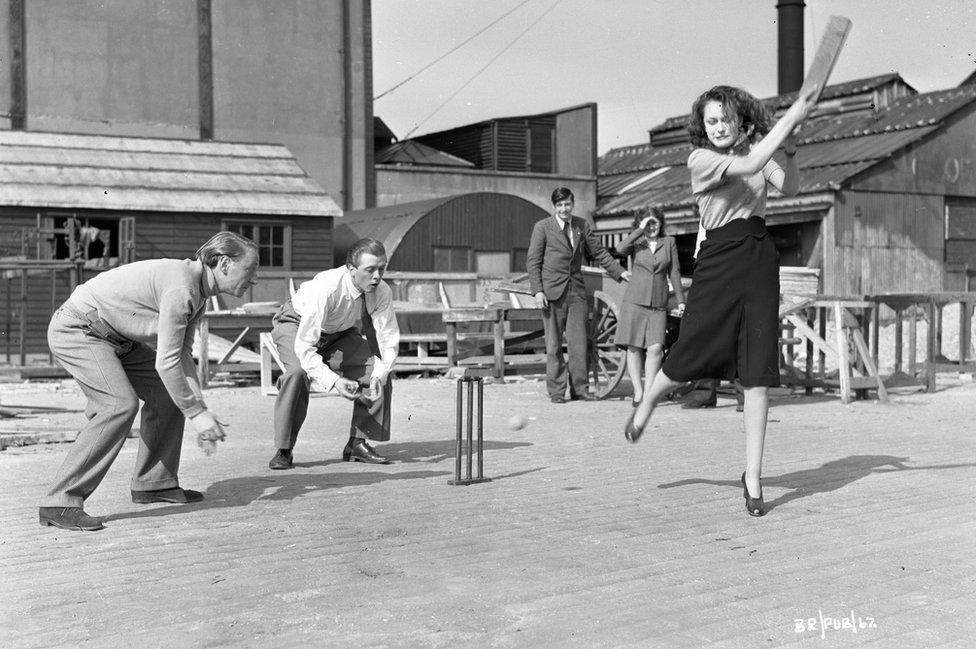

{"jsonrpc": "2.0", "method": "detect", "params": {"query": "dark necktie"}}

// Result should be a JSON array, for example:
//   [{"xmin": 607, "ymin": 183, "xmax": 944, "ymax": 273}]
[
  {"xmin": 359, "ymin": 293, "xmax": 381, "ymax": 358},
  {"xmin": 562, "ymin": 221, "xmax": 574, "ymax": 249}
]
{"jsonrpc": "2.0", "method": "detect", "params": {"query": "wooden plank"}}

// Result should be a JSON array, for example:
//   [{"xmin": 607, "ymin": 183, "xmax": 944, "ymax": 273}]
[
  {"xmin": 833, "ymin": 302, "xmax": 852, "ymax": 404},
  {"xmin": 493, "ymin": 318, "xmax": 504, "ymax": 379},
  {"xmin": 850, "ymin": 328, "xmax": 888, "ymax": 402},
  {"xmin": 0, "ymin": 129, "xmax": 294, "ymax": 158},
  {"xmin": 442, "ymin": 308, "xmax": 504, "ymax": 323},
  {"xmin": 0, "ymin": 185, "xmax": 341, "ymax": 217},
  {"xmin": 0, "ymin": 165, "xmax": 322, "ymax": 194},
  {"xmin": 0, "ymin": 146, "xmax": 303, "ymax": 175},
  {"xmin": 785, "ymin": 314, "xmax": 839, "ymax": 359}
]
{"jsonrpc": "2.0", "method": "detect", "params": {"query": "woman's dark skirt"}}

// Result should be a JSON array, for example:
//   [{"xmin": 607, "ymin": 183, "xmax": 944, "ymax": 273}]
[
  {"xmin": 614, "ymin": 302, "xmax": 667, "ymax": 348},
  {"xmin": 661, "ymin": 216, "xmax": 780, "ymax": 387}
]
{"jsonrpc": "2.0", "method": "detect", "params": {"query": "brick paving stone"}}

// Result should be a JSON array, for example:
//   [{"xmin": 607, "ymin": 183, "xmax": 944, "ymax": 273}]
[{"xmin": 1, "ymin": 377, "xmax": 975, "ymax": 648}]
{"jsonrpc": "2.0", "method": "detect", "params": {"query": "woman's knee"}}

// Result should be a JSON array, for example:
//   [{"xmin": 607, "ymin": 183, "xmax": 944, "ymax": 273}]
[{"xmin": 647, "ymin": 344, "xmax": 663, "ymax": 359}]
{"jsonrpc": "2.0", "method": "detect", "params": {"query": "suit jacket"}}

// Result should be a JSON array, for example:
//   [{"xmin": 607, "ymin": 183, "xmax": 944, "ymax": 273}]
[
  {"xmin": 526, "ymin": 215, "xmax": 625, "ymax": 300},
  {"xmin": 615, "ymin": 232, "xmax": 684, "ymax": 308}
]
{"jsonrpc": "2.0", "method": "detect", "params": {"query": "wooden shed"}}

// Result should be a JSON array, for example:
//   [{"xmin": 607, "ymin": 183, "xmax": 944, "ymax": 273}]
[
  {"xmin": 595, "ymin": 74, "xmax": 976, "ymax": 294},
  {"xmin": 333, "ymin": 192, "xmax": 549, "ymax": 274},
  {"xmin": 0, "ymin": 130, "xmax": 340, "ymax": 361}
]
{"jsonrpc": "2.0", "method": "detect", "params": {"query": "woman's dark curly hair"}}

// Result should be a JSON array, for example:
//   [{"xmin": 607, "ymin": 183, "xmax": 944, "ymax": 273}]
[
  {"xmin": 687, "ymin": 85, "xmax": 771, "ymax": 149},
  {"xmin": 632, "ymin": 206, "xmax": 666, "ymax": 238}
]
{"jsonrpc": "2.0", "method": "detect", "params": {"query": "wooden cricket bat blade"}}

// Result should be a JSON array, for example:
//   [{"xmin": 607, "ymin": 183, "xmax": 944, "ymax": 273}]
[{"xmin": 799, "ymin": 15, "xmax": 852, "ymax": 103}]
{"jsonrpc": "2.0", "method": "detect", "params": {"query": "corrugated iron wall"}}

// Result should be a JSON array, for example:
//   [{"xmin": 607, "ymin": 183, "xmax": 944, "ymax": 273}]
[
  {"xmin": 385, "ymin": 193, "xmax": 547, "ymax": 272},
  {"xmin": 826, "ymin": 190, "xmax": 944, "ymax": 294},
  {"xmin": 0, "ymin": 210, "xmax": 332, "ymax": 358}
]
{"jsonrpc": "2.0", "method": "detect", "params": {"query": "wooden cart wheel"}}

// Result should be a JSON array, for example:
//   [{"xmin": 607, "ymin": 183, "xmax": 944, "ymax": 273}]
[{"xmin": 586, "ymin": 290, "xmax": 626, "ymax": 399}]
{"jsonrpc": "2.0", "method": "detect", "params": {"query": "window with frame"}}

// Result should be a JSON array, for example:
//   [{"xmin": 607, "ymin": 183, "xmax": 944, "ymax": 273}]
[
  {"xmin": 225, "ymin": 222, "xmax": 290, "ymax": 269},
  {"xmin": 45, "ymin": 213, "xmax": 134, "ymax": 268},
  {"xmin": 432, "ymin": 246, "xmax": 472, "ymax": 272}
]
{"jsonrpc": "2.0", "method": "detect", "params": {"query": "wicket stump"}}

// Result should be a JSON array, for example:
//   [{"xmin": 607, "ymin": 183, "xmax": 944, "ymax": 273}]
[{"xmin": 449, "ymin": 376, "xmax": 491, "ymax": 485}]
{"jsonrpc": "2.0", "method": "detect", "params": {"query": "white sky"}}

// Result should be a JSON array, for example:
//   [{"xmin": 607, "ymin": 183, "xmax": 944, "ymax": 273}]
[{"xmin": 372, "ymin": 0, "xmax": 976, "ymax": 155}]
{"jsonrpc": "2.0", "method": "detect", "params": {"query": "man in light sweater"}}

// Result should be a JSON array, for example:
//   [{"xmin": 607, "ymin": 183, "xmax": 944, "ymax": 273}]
[
  {"xmin": 268, "ymin": 238, "xmax": 399, "ymax": 469},
  {"xmin": 40, "ymin": 232, "xmax": 259, "ymax": 532}
]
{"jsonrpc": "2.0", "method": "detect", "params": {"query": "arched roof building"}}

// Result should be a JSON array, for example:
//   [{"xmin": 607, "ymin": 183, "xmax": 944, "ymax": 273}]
[{"xmin": 335, "ymin": 192, "xmax": 550, "ymax": 274}]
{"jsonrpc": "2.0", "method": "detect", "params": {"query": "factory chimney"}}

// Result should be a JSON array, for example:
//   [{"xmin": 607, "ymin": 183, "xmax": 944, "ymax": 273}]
[{"xmin": 777, "ymin": 0, "xmax": 805, "ymax": 93}]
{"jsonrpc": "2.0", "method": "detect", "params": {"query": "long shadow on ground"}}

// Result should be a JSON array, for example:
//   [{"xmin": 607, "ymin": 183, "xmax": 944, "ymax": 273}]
[
  {"xmin": 106, "ymin": 439, "xmax": 536, "ymax": 523},
  {"xmin": 294, "ymin": 439, "xmax": 533, "ymax": 469},
  {"xmin": 657, "ymin": 455, "xmax": 976, "ymax": 512}
]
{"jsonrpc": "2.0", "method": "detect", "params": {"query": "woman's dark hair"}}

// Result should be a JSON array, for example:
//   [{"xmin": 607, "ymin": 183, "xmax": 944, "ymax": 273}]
[
  {"xmin": 632, "ymin": 206, "xmax": 666, "ymax": 237},
  {"xmin": 195, "ymin": 231, "xmax": 258, "ymax": 268},
  {"xmin": 687, "ymin": 85, "xmax": 771, "ymax": 149},
  {"xmin": 345, "ymin": 237, "xmax": 387, "ymax": 268},
  {"xmin": 551, "ymin": 186, "xmax": 574, "ymax": 204}
]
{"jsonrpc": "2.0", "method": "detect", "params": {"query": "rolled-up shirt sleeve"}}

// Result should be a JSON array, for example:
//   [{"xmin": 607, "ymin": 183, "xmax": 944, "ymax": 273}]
[
  {"xmin": 295, "ymin": 291, "xmax": 341, "ymax": 392},
  {"xmin": 370, "ymin": 286, "xmax": 400, "ymax": 384},
  {"xmin": 156, "ymin": 288, "xmax": 207, "ymax": 418}
]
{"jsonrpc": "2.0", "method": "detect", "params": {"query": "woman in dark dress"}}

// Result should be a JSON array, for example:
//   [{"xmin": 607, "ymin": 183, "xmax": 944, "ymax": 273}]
[
  {"xmin": 613, "ymin": 207, "xmax": 685, "ymax": 406},
  {"xmin": 624, "ymin": 83, "xmax": 817, "ymax": 517}
]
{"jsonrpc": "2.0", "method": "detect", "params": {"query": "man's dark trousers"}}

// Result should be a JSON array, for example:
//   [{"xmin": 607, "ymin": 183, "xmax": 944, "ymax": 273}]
[
  {"xmin": 271, "ymin": 304, "xmax": 392, "ymax": 450},
  {"xmin": 542, "ymin": 285, "xmax": 589, "ymax": 399}
]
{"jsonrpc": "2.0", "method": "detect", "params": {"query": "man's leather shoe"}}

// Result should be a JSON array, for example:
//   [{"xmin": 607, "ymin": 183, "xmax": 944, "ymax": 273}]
[
  {"xmin": 550, "ymin": 395, "xmax": 566, "ymax": 404},
  {"xmin": 269, "ymin": 449, "xmax": 294, "ymax": 470},
  {"xmin": 131, "ymin": 487, "xmax": 204, "ymax": 504},
  {"xmin": 39, "ymin": 507, "xmax": 105, "ymax": 531},
  {"xmin": 681, "ymin": 393, "xmax": 717, "ymax": 409},
  {"xmin": 342, "ymin": 439, "xmax": 391, "ymax": 464}
]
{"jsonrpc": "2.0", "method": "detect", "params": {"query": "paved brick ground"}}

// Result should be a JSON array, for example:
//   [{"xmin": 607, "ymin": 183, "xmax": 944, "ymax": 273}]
[{"xmin": 1, "ymin": 375, "xmax": 974, "ymax": 648}]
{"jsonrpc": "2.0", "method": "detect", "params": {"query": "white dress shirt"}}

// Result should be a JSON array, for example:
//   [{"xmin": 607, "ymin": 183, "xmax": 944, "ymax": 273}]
[{"xmin": 291, "ymin": 266, "xmax": 400, "ymax": 391}]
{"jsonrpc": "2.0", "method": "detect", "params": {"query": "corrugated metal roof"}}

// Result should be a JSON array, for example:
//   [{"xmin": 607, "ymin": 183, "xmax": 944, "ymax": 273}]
[
  {"xmin": 793, "ymin": 127, "xmax": 939, "ymax": 166},
  {"xmin": 599, "ymin": 143, "xmax": 691, "ymax": 176},
  {"xmin": 375, "ymin": 140, "xmax": 475, "ymax": 167},
  {"xmin": 0, "ymin": 130, "xmax": 341, "ymax": 216},
  {"xmin": 597, "ymin": 84, "xmax": 976, "ymax": 218},
  {"xmin": 333, "ymin": 195, "xmax": 459, "ymax": 260}
]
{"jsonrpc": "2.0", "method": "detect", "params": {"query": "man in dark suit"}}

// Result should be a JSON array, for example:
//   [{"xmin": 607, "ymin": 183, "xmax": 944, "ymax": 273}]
[{"xmin": 527, "ymin": 187, "xmax": 630, "ymax": 403}]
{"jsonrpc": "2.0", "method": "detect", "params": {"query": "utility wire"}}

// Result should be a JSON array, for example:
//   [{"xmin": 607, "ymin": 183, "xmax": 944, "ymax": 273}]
[
  {"xmin": 402, "ymin": 0, "xmax": 564, "ymax": 139},
  {"xmin": 374, "ymin": 0, "xmax": 536, "ymax": 101}
]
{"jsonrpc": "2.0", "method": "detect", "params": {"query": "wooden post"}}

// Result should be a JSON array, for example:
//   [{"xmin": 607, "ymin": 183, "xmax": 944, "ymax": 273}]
[
  {"xmin": 445, "ymin": 321, "xmax": 458, "ymax": 368},
  {"xmin": 5, "ymin": 276, "xmax": 11, "ymax": 364},
  {"xmin": 492, "ymin": 309, "xmax": 506, "ymax": 380},
  {"xmin": 804, "ymin": 308, "xmax": 814, "ymax": 395},
  {"xmin": 925, "ymin": 301, "xmax": 937, "ymax": 392},
  {"xmin": 893, "ymin": 308, "xmax": 903, "ymax": 373},
  {"xmin": 833, "ymin": 302, "xmax": 851, "ymax": 404},
  {"xmin": 908, "ymin": 306, "xmax": 917, "ymax": 376},
  {"xmin": 851, "ymin": 328, "xmax": 888, "ymax": 402},
  {"xmin": 19, "ymin": 229, "xmax": 27, "ymax": 367},
  {"xmin": 49, "ymin": 268, "xmax": 56, "ymax": 365},
  {"xmin": 818, "ymin": 305, "xmax": 827, "ymax": 380},
  {"xmin": 958, "ymin": 298, "xmax": 971, "ymax": 365},
  {"xmin": 870, "ymin": 305, "xmax": 880, "ymax": 370}
]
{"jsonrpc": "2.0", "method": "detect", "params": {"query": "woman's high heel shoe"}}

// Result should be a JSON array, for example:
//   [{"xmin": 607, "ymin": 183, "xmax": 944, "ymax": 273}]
[
  {"xmin": 741, "ymin": 472, "xmax": 765, "ymax": 517},
  {"xmin": 624, "ymin": 410, "xmax": 644, "ymax": 443}
]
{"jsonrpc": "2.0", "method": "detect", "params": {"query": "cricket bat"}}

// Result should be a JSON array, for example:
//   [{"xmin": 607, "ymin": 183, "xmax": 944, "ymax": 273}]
[{"xmin": 799, "ymin": 15, "xmax": 852, "ymax": 104}]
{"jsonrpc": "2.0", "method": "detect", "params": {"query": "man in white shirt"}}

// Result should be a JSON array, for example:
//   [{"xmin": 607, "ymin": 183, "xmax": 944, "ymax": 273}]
[{"xmin": 268, "ymin": 238, "xmax": 400, "ymax": 468}]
